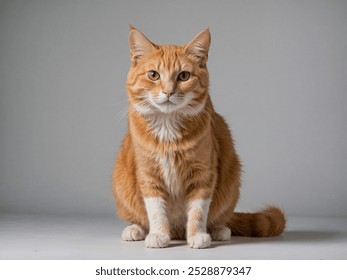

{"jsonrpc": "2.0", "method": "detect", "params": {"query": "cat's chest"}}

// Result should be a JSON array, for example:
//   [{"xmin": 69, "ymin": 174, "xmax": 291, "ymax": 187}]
[
  {"xmin": 156, "ymin": 152, "xmax": 182, "ymax": 199},
  {"xmin": 147, "ymin": 113, "xmax": 182, "ymax": 142},
  {"xmin": 156, "ymin": 152, "xmax": 187, "ymax": 238}
]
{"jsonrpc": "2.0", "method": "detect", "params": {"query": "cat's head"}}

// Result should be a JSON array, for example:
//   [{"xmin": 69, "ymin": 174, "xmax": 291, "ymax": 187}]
[{"xmin": 126, "ymin": 26, "xmax": 210, "ymax": 116}]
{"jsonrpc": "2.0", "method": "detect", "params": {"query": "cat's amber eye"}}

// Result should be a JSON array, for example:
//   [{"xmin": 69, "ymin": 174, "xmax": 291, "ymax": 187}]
[
  {"xmin": 178, "ymin": 71, "xmax": 190, "ymax": 82},
  {"xmin": 147, "ymin": 70, "xmax": 160, "ymax": 81}
]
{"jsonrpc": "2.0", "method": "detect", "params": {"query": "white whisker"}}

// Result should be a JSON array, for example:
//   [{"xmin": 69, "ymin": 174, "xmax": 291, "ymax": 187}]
[{"xmin": 114, "ymin": 104, "xmax": 129, "ymax": 121}]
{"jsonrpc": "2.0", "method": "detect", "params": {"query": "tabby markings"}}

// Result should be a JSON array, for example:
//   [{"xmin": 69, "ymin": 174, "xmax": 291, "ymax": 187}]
[{"xmin": 187, "ymin": 198, "xmax": 211, "ymax": 235}]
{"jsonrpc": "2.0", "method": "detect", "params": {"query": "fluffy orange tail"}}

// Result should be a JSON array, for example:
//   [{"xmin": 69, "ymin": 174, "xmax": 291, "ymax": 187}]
[{"xmin": 228, "ymin": 206, "xmax": 286, "ymax": 237}]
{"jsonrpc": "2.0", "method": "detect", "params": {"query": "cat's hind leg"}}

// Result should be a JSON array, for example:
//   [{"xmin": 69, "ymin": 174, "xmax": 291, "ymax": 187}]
[
  {"xmin": 121, "ymin": 224, "xmax": 146, "ymax": 241},
  {"xmin": 210, "ymin": 226, "xmax": 231, "ymax": 241}
]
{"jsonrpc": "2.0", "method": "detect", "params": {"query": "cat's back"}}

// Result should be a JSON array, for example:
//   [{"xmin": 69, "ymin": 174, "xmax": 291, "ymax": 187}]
[
  {"xmin": 211, "ymin": 110, "xmax": 241, "ymax": 186},
  {"xmin": 211, "ymin": 110, "xmax": 236, "ymax": 151}
]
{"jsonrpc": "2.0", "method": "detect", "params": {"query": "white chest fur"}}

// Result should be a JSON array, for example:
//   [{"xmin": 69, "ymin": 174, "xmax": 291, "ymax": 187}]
[
  {"xmin": 148, "ymin": 113, "xmax": 182, "ymax": 142},
  {"xmin": 156, "ymin": 152, "xmax": 181, "ymax": 199}
]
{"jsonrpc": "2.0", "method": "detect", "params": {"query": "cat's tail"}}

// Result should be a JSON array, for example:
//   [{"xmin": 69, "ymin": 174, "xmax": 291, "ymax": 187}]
[{"xmin": 227, "ymin": 206, "xmax": 286, "ymax": 237}]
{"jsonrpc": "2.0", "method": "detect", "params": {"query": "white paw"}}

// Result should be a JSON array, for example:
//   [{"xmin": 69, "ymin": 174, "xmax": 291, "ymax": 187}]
[
  {"xmin": 121, "ymin": 224, "xmax": 146, "ymax": 241},
  {"xmin": 211, "ymin": 226, "xmax": 231, "ymax": 241},
  {"xmin": 187, "ymin": 233, "xmax": 211, "ymax": 249},
  {"xmin": 145, "ymin": 233, "xmax": 170, "ymax": 248}
]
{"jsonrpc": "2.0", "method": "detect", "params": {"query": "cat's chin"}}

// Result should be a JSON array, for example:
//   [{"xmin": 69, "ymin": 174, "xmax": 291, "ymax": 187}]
[
  {"xmin": 155, "ymin": 102, "xmax": 180, "ymax": 114},
  {"xmin": 132, "ymin": 102, "xmax": 179, "ymax": 115}
]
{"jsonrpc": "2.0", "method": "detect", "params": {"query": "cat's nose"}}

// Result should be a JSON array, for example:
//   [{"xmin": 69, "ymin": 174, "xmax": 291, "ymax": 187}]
[{"xmin": 163, "ymin": 91, "xmax": 175, "ymax": 97}]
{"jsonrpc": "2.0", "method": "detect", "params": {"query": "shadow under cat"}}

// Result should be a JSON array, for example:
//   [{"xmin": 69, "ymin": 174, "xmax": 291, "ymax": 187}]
[{"xmin": 143, "ymin": 230, "xmax": 343, "ymax": 249}]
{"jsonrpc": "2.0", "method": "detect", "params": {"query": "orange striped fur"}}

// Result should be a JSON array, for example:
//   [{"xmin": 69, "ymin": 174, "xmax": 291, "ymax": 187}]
[{"xmin": 112, "ymin": 27, "xmax": 286, "ymax": 248}]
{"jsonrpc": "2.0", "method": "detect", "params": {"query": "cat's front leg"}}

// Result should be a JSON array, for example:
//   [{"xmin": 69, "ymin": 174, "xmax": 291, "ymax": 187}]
[
  {"xmin": 144, "ymin": 196, "xmax": 171, "ymax": 248},
  {"xmin": 186, "ymin": 198, "xmax": 212, "ymax": 249}
]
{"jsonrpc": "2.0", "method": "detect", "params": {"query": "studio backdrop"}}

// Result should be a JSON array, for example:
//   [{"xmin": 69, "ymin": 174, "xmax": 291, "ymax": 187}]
[{"xmin": 1, "ymin": 0, "xmax": 347, "ymax": 218}]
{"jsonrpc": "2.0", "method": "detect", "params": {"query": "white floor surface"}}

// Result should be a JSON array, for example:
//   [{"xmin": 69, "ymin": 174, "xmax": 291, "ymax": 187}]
[{"xmin": 1, "ymin": 214, "xmax": 346, "ymax": 260}]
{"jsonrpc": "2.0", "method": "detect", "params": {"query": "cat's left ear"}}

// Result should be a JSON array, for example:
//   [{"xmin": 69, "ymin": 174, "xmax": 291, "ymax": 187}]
[{"xmin": 184, "ymin": 29, "xmax": 211, "ymax": 66}]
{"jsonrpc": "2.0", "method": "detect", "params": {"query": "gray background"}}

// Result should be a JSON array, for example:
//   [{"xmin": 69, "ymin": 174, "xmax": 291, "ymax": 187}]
[{"xmin": 1, "ymin": 0, "xmax": 347, "ymax": 218}]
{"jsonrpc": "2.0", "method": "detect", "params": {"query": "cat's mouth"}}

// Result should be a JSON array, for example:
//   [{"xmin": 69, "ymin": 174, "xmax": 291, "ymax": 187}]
[
  {"xmin": 141, "ymin": 91, "xmax": 199, "ymax": 115},
  {"xmin": 154, "ymin": 97, "xmax": 180, "ymax": 112},
  {"xmin": 156, "ymin": 95, "xmax": 178, "ymax": 105},
  {"xmin": 155, "ymin": 101, "xmax": 177, "ymax": 112},
  {"xmin": 160, "ymin": 100, "xmax": 174, "ymax": 105}
]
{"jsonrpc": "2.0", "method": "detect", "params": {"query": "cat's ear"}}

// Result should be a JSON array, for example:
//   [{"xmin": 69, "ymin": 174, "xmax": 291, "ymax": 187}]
[
  {"xmin": 129, "ymin": 26, "xmax": 157, "ymax": 64},
  {"xmin": 184, "ymin": 29, "xmax": 211, "ymax": 66}
]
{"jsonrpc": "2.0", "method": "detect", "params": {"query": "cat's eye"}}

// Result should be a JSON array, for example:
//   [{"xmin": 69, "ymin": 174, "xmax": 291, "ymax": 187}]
[
  {"xmin": 148, "ymin": 70, "xmax": 160, "ymax": 81},
  {"xmin": 178, "ymin": 71, "xmax": 190, "ymax": 82}
]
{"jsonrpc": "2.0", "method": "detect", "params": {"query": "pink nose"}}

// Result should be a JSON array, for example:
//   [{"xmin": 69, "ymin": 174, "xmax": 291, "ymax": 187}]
[{"xmin": 163, "ymin": 91, "xmax": 175, "ymax": 97}]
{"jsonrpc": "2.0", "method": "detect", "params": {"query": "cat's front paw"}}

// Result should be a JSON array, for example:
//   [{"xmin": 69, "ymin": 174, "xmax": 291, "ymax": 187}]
[
  {"xmin": 145, "ymin": 233, "xmax": 170, "ymax": 248},
  {"xmin": 187, "ymin": 233, "xmax": 211, "ymax": 249},
  {"xmin": 121, "ymin": 224, "xmax": 146, "ymax": 241}
]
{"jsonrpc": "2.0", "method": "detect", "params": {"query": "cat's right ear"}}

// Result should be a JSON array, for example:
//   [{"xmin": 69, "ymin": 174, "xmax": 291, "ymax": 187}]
[{"xmin": 129, "ymin": 26, "xmax": 157, "ymax": 65}]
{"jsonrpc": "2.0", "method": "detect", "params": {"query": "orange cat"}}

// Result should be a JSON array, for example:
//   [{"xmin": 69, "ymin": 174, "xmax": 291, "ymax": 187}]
[{"xmin": 112, "ymin": 26, "xmax": 286, "ymax": 248}]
